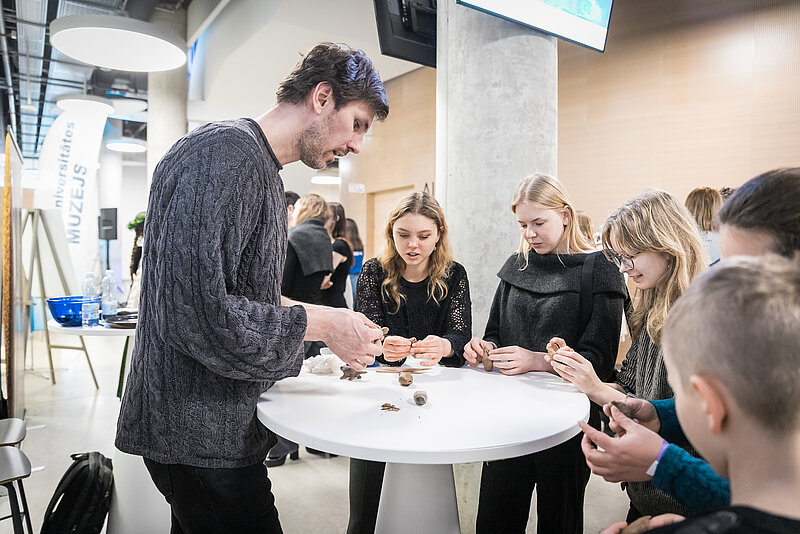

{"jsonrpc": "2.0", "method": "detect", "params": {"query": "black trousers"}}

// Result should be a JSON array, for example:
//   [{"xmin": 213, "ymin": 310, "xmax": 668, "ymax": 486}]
[
  {"xmin": 144, "ymin": 458, "xmax": 283, "ymax": 534},
  {"xmin": 346, "ymin": 458, "xmax": 386, "ymax": 534},
  {"xmin": 476, "ymin": 432, "xmax": 591, "ymax": 534}
]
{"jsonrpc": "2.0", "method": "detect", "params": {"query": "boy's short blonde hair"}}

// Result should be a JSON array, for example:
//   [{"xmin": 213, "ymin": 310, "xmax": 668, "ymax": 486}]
[{"xmin": 663, "ymin": 255, "xmax": 800, "ymax": 432}]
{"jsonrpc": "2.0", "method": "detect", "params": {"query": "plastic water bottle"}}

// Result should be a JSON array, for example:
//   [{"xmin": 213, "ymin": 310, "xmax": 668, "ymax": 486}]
[
  {"xmin": 81, "ymin": 273, "xmax": 100, "ymax": 327},
  {"xmin": 101, "ymin": 270, "xmax": 118, "ymax": 318}
]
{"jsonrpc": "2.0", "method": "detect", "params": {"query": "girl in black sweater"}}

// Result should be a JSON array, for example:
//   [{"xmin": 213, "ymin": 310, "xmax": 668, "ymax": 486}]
[
  {"xmin": 347, "ymin": 191, "xmax": 471, "ymax": 534},
  {"xmin": 464, "ymin": 174, "xmax": 627, "ymax": 534}
]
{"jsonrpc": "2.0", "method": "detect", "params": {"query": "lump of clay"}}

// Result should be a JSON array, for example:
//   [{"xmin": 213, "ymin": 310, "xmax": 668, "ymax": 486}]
[
  {"xmin": 398, "ymin": 372, "xmax": 413, "ymax": 386},
  {"xmin": 480, "ymin": 346, "xmax": 493, "ymax": 372},
  {"xmin": 381, "ymin": 326, "xmax": 390, "ymax": 339},
  {"xmin": 610, "ymin": 400, "xmax": 637, "ymax": 420},
  {"xmin": 381, "ymin": 403, "xmax": 400, "ymax": 412},
  {"xmin": 340, "ymin": 365, "xmax": 365, "ymax": 381},
  {"xmin": 413, "ymin": 391, "xmax": 428, "ymax": 406}
]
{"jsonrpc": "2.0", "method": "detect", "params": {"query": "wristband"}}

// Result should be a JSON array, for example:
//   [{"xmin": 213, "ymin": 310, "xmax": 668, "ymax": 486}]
[{"xmin": 645, "ymin": 440, "xmax": 670, "ymax": 477}]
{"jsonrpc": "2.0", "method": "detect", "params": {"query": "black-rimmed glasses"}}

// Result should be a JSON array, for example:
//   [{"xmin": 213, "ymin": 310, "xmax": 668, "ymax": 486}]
[{"xmin": 609, "ymin": 253, "xmax": 635, "ymax": 270}]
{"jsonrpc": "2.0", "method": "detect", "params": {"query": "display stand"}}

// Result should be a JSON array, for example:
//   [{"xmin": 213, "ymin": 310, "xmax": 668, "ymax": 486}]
[{"xmin": 21, "ymin": 209, "xmax": 98, "ymax": 388}]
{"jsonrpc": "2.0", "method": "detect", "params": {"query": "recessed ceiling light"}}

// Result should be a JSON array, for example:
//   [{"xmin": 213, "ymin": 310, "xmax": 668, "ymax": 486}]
[
  {"xmin": 56, "ymin": 93, "xmax": 115, "ymax": 115},
  {"xmin": 20, "ymin": 103, "xmax": 36, "ymax": 112},
  {"xmin": 106, "ymin": 137, "xmax": 147, "ymax": 153},
  {"xmin": 50, "ymin": 14, "xmax": 186, "ymax": 72}
]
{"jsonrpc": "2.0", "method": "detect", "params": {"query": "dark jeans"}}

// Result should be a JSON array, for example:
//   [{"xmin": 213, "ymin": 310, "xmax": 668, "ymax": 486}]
[
  {"xmin": 476, "ymin": 432, "xmax": 591, "ymax": 534},
  {"xmin": 346, "ymin": 458, "xmax": 386, "ymax": 534},
  {"xmin": 144, "ymin": 458, "xmax": 283, "ymax": 534}
]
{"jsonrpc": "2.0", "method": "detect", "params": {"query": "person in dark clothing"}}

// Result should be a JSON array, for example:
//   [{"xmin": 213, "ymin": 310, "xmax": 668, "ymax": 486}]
[
  {"xmin": 285, "ymin": 190, "xmax": 300, "ymax": 225},
  {"xmin": 601, "ymin": 255, "xmax": 800, "ymax": 534},
  {"xmin": 321, "ymin": 202, "xmax": 353, "ymax": 308},
  {"xmin": 282, "ymin": 194, "xmax": 333, "ymax": 306},
  {"xmin": 345, "ymin": 218, "xmax": 365, "ymax": 305},
  {"xmin": 462, "ymin": 174, "xmax": 626, "ymax": 534},
  {"xmin": 268, "ymin": 193, "xmax": 334, "ymax": 467},
  {"xmin": 346, "ymin": 191, "xmax": 471, "ymax": 534},
  {"xmin": 115, "ymin": 42, "xmax": 388, "ymax": 534}
]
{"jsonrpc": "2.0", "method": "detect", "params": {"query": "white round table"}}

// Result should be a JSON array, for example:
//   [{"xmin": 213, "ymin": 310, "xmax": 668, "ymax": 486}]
[
  {"xmin": 257, "ymin": 365, "xmax": 589, "ymax": 533},
  {"xmin": 47, "ymin": 319, "xmax": 137, "ymax": 337}
]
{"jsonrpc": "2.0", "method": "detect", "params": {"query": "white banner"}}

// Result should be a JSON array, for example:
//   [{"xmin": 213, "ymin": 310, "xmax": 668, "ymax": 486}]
[{"xmin": 35, "ymin": 106, "xmax": 109, "ymax": 289}]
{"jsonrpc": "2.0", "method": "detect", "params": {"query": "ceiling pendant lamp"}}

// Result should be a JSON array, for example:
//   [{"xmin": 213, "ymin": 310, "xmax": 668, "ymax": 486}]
[
  {"xmin": 56, "ymin": 93, "xmax": 115, "ymax": 116},
  {"xmin": 106, "ymin": 137, "xmax": 147, "ymax": 153},
  {"xmin": 50, "ymin": 14, "xmax": 186, "ymax": 72}
]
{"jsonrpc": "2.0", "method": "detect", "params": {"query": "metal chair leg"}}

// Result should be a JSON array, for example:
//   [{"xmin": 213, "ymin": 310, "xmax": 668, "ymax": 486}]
[
  {"xmin": 3, "ymin": 482, "xmax": 24, "ymax": 534},
  {"xmin": 16, "ymin": 479, "xmax": 32, "ymax": 534}
]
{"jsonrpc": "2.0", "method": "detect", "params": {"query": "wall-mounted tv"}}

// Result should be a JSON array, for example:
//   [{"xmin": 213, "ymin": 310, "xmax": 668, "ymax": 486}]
[
  {"xmin": 456, "ymin": 0, "xmax": 613, "ymax": 52},
  {"xmin": 373, "ymin": 0, "xmax": 437, "ymax": 68}
]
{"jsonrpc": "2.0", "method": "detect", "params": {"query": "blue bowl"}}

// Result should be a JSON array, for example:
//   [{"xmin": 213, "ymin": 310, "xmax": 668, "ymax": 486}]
[{"xmin": 47, "ymin": 296, "xmax": 98, "ymax": 327}]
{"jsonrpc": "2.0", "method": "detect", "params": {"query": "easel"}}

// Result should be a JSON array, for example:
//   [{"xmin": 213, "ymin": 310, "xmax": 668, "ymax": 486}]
[{"xmin": 21, "ymin": 209, "xmax": 98, "ymax": 389}]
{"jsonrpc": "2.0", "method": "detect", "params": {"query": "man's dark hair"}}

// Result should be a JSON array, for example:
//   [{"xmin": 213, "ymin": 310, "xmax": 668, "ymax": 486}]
[
  {"xmin": 716, "ymin": 168, "xmax": 800, "ymax": 257},
  {"xmin": 276, "ymin": 43, "xmax": 389, "ymax": 121},
  {"xmin": 285, "ymin": 191, "xmax": 300, "ymax": 208}
]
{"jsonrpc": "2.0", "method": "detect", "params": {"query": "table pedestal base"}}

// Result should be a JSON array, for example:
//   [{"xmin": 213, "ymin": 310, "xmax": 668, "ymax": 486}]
[{"xmin": 376, "ymin": 463, "xmax": 460, "ymax": 534}]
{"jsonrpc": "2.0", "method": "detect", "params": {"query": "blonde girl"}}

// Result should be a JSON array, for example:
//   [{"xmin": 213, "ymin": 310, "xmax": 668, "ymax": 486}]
[
  {"xmin": 549, "ymin": 189, "xmax": 706, "ymax": 520},
  {"xmin": 348, "ymin": 191, "xmax": 471, "ymax": 534},
  {"xmin": 464, "ymin": 174, "xmax": 627, "ymax": 534}
]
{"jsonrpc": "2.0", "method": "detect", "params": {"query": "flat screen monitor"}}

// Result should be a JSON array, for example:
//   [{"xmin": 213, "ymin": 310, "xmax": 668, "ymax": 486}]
[
  {"xmin": 373, "ymin": 0, "xmax": 437, "ymax": 68},
  {"xmin": 456, "ymin": 0, "xmax": 613, "ymax": 52}
]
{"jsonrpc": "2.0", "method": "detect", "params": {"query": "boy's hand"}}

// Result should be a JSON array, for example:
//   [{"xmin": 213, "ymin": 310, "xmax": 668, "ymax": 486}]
[
  {"xmin": 605, "ymin": 398, "xmax": 661, "ymax": 433},
  {"xmin": 463, "ymin": 337, "xmax": 494, "ymax": 366},
  {"xmin": 578, "ymin": 405, "xmax": 665, "ymax": 483},
  {"xmin": 382, "ymin": 336, "xmax": 413, "ymax": 362}
]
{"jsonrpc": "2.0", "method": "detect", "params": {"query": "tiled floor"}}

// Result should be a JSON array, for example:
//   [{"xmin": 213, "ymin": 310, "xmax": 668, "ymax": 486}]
[{"xmin": 5, "ymin": 331, "xmax": 629, "ymax": 534}]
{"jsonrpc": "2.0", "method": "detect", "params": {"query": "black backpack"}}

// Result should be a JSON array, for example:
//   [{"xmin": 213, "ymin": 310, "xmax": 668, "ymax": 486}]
[{"xmin": 41, "ymin": 452, "xmax": 114, "ymax": 534}]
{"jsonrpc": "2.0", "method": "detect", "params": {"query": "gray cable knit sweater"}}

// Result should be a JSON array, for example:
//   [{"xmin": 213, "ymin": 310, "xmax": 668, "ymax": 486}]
[{"xmin": 115, "ymin": 118, "xmax": 308, "ymax": 468}]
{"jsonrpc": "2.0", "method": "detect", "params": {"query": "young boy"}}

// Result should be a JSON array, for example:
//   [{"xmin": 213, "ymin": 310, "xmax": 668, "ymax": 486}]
[{"xmin": 603, "ymin": 254, "xmax": 800, "ymax": 533}]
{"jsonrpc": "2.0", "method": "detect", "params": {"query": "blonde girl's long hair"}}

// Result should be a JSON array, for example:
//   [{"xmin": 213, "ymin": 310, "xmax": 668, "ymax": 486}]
[
  {"xmin": 512, "ymin": 174, "xmax": 595, "ymax": 266},
  {"xmin": 379, "ymin": 191, "xmax": 454, "ymax": 314},
  {"xmin": 602, "ymin": 189, "xmax": 707, "ymax": 344},
  {"xmin": 293, "ymin": 194, "xmax": 328, "ymax": 225},
  {"xmin": 685, "ymin": 187, "xmax": 722, "ymax": 232}
]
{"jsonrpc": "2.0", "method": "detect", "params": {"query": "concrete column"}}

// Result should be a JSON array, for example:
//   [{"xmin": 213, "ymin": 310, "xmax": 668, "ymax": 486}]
[
  {"xmin": 437, "ymin": 0, "xmax": 558, "ymax": 338},
  {"xmin": 147, "ymin": 8, "xmax": 188, "ymax": 189}
]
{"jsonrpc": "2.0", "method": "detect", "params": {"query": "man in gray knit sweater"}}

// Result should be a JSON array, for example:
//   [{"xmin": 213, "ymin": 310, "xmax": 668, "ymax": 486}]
[{"xmin": 115, "ymin": 43, "xmax": 388, "ymax": 533}]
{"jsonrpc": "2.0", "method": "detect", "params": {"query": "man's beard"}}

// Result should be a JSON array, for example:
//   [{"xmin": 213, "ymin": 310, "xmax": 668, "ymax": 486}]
[{"xmin": 297, "ymin": 114, "xmax": 335, "ymax": 170}]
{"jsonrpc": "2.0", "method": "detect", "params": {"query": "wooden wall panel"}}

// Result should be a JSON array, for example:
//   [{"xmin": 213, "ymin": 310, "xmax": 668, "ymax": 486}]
[{"xmin": 558, "ymin": 1, "xmax": 800, "ymax": 230}]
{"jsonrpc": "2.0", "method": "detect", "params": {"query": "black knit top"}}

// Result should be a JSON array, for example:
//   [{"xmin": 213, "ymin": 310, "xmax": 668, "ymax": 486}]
[
  {"xmin": 484, "ymin": 251, "xmax": 626, "ymax": 382},
  {"xmin": 115, "ymin": 118, "xmax": 308, "ymax": 468},
  {"xmin": 356, "ymin": 258, "xmax": 471, "ymax": 367}
]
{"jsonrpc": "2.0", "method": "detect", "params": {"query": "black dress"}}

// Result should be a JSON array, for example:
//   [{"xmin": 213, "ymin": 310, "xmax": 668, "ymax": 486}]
[
  {"xmin": 477, "ymin": 251, "xmax": 626, "ymax": 534},
  {"xmin": 347, "ymin": 258, "xmax": 472, "ymax": 534},
  {"xmin": 320, "ymin": 238, "xmax": 353, "ymax": 308}
]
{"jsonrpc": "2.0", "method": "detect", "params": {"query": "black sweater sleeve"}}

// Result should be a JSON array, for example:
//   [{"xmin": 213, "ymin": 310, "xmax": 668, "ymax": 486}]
[
  {"xmin": 282, "ymin": 242, "xmax": 299, "ymax": 297},
  {"xmin": 438, "ymin": 263, "xmax": 471, "ymax": 367},
  {"xmin": 483, "ymin": 280, "xmax": 504, "ymax": 348}
]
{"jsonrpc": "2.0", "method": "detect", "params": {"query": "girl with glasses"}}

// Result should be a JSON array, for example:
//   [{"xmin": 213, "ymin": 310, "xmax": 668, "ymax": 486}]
[
  {"xmin": 548, "ymin": 189, "xmax": 706, "ymax": 521},
  {"xmin": 464, "ymin": 174, "xmax": 627, "ymax": 534}
]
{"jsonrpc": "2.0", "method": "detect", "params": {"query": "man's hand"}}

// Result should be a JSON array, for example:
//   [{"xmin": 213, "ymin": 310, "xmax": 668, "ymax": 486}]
[
  {"xmin": 314, "ymin": 308, "xmax": 382, "ymax": 370},
  {"xmin": 410, "ymin": 335, "xmax": 451, "ymax": 366},
  {"xmin": 604, "ymin": 398, "xmax": 661, "ymax": 434},
  {"xmin": 463, "ymin": 337, "xmax": 494, "ymax": 366},
  {"xmin": 579, "ymin": 405, "xmax": 665, "ymax": 483},
  {"xmin": 382, "ymin": 336, "xmax": 413, "ymax": 362}
]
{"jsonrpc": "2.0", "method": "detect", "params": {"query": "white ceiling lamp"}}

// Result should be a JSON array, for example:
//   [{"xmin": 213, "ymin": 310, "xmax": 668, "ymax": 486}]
[
  {"xmin": 108, "ymin": 97, "xmax": 148, "ymax": 121},
  {"xmin": 106, "ymin": 137, "xmax": 147, "ymax": 153},
  {"xmin": 50, "ymin": 14, "xmax": 186, "ymax": 72},
  {"xmin": 56, "ymin": 93, "xmax": 115, "ymax": 116},
  {"xmin": 311, "ymin": 175, "xmax": 341, "ymax": 185}
]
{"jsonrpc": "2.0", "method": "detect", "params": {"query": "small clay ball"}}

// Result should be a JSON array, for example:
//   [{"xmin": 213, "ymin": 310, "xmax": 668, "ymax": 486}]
[
  {"xmin": 413, "ymin": 391, "xmax": 428, "ymax": 406},
  {"xmin": 482, "ymin": 347, "xmax": 493, "ymax": 372},
  {"xmin": 398, "ymin": 372, "xmax": 413, "ymax": 387}
]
